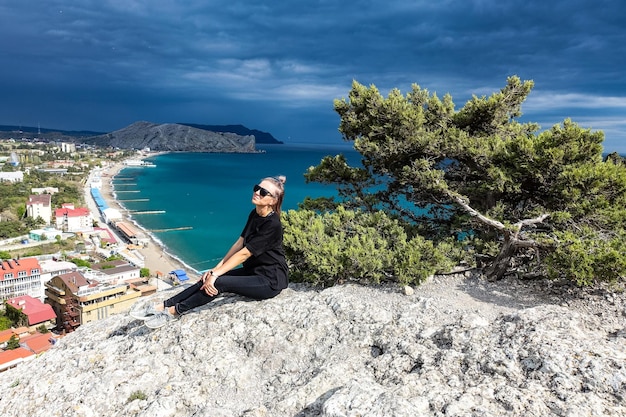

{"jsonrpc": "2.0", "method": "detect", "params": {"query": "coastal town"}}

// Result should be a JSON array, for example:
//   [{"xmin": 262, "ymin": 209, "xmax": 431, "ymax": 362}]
[{"xmin": 0, "ymin": 135, "xmax": 195, "ymax": 371}]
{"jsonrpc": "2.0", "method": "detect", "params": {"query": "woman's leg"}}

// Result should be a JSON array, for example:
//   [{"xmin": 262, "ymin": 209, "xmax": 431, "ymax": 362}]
[
  {"xmin": 163, "ymin": 272, "xmax": 280, "ymax": 315},
  {"xmin": 214, "ymin": 272, "xmax": 281, "ymax": 300},
  {"xmin": 163, "ymin": 280, "xmax": 214, "ymax": 315}
]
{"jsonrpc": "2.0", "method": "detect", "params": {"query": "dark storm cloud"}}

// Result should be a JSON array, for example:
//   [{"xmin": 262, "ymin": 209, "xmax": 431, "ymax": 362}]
[{"xmin": 0, "ymin": 0, "xmax": 624, "ymax": 151}]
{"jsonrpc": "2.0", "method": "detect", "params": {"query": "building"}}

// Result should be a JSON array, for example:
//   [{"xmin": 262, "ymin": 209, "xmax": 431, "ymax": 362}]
[
  {"xmin": 55, "ymin": 203, "xmax": 92, "ymax": 232},
  {"xmin": 89, "ymin": 260, "xmax": 141, "ymax": 283},
  {"xmin": 114, "ymin": 221, "xmax": 150, "ymax": 246},
  {"xmin": 0, "ymin": 171, "xmax": 23, "ymax": 183},
  {"xmin": 26, "ymin": 194, "xmax": 52, "ymax": 225},
  {"xmin": 5, "ymin": 295, "xmax": 57, "ymax": 330},
  {"xmin": 28, "ymin": 227, "xmax": 64, "ymax": 242},
  {"xmin": 60, "ymin": 142, "xmax": 76, "ymax": 153},
  {"xmin": 39, "ymin": 259, "xmax": 79, "ymax": 284},
  {"xmin": 0, "ymin": 347, "xmax": 35, "ymax": 372},
  {"xmin": 31, "ymin": 187, "xmax": 59, "ymax": 195},
  {"xmin": 45, "ymin": 270, "xmax": 141, "ymax": 333},
  {"xmin": 0, "ymin": 328, "xmax": 58, "ymax": 372},
  {"xmin": 0, "ymin": 258, "xmax": 43, "ymax": 301}
]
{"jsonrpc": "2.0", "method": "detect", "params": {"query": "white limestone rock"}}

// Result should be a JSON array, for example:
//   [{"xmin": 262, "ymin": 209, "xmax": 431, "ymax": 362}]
[{"xmin": 0, "ymin": 278, "xmax": 624, "ymax": 417}]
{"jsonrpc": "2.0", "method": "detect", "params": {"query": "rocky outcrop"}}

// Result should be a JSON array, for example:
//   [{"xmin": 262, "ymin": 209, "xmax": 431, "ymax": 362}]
[
  {"xmin": 1, "ymin": 276, "xmax": 625, "ymax": 416},
  {"xmin": 179, "ymin": 123, "xmax": 283, "ymax": 144},
  {"xmin": 83, "ymin": 121, "xmax": 257, "ymax": 152}
]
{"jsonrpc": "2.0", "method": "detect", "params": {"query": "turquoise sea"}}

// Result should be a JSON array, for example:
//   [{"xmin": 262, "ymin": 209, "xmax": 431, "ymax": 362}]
[{"xmin": 112, "ymin": 144, "xmax": 357, "ymax": 273}]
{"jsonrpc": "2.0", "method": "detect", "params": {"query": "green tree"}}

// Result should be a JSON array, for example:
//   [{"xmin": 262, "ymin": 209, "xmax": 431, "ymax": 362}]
[
  {"xmin": 0, "ymin": 314, "xmax": 12, "ymax": 330},
  {"xmin": 283, "ymin": 206, "xmax": 454, "ymax": 286},
  {"xmin": 6, "ymin": 334, "xmax": 20, "ymax": 350},
  {"xmin": 5, "ymin": 303, "xmax": 29, "ymax": 327},
  {"xmin": 304, "ymin": 76, "xmax": 626, "ymax": 285},
  {"xmin": 140, "ymin": 268, "xmax": 150, "ymax": 277}
]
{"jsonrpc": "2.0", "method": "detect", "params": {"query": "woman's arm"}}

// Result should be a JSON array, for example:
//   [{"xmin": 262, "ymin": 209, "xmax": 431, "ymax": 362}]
[
  {"xmin": 215, "ymin": 237, "xmax": 245, "ymax": 268},
  {"xmin": 201, "ymin": 237, "xmax": 252, "ymax": 295}
]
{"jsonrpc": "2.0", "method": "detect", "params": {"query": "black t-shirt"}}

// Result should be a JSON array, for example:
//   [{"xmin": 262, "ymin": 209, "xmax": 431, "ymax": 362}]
[{"xmin": 240, "ymin": 209, "xmax": 289, "ymax": 290}]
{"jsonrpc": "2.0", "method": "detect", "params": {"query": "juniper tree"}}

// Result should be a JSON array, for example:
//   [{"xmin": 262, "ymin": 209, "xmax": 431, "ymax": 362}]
[{"xmin": 303, "ymin": 76, "xmax": 626, "ymax": 284}]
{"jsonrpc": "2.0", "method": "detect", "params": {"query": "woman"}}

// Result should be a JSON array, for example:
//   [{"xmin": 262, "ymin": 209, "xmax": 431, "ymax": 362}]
[{"xmin": 131, "ymin": 176, "xmax": 289, "ymax": 329}]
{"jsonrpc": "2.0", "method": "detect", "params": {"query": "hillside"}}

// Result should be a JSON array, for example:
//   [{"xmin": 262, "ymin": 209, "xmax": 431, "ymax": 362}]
[
  {"xmin": 0, "ymin": 123, "xmax": 283, "ymax": 147},
  {"xmin": 1, "ymin": 275, "xmax": 624, "ymax": 416},
  {"xmin": 179, "ymin": 123, "xmax": 283, "ymax": 144},
  {"xmin": 81, "ymin": 121, "xmax": 257, "ymax": 152}
]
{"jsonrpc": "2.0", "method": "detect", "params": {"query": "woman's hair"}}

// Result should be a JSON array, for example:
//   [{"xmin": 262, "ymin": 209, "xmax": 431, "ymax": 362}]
[{"xmin": 264, "ymin": 175, "xmax": 286, "ymax": 216}]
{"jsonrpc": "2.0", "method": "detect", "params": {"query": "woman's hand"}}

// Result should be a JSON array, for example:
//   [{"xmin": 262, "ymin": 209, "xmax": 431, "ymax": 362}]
[{"xmin": 200, "ymin": 270, "xmax": 219, "ymax": 296}]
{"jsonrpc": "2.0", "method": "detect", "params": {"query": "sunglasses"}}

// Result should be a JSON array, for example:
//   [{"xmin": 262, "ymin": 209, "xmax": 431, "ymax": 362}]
[{"xmin": 253, "ymin": 184, "xmax": 273, "ymax": 197}]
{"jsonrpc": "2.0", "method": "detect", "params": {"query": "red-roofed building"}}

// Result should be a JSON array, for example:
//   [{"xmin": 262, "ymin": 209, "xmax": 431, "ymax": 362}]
[
  {"xmin": 55, "ymin": 203, "xmax": 93, "ymax": 232},
  {"xmin": 20, "ymin": 332, "xmax": 55, "ymax": 354},
  {"xmin": 0, "ymin": 347, "xmax": 34, "ymax": 372},
  {"xmin": 6, "ymin": 295, "xmax": 57, "ymax": 329},
  {"xmin": 0, "ymin": 257, "xmax": 44, "ymax": 301},
  {"xmin": 0, "ymin": 329, "xmax": 15, "ymax": 345}
]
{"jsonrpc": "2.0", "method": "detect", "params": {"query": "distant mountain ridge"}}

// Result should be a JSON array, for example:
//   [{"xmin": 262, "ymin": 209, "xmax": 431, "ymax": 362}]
[
  {"xmin": 0, "ymin": 122, "xmax": 283, "ymax": 152},
  {"xmin": 80, "ymin": 121, "xmax": 257, "ymax": 153},
  {"xmin": 0, "ymin": 125, "xmax": 104, "ymax": 138}
]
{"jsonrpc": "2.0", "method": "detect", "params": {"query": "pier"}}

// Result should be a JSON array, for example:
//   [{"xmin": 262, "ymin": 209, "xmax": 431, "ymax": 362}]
[
  {"xmin": 118, "ymin": 198, "xmax": 150, "ymax": 202},
  {"xmin": 149, "ymin": 226, "xmax": 193, "ymax": 232},
  {"xmin": 115, "ymin": 190, "xmax": 140, "ymax": 193},
  {"xmin": 129, "ymin": 210, "xmax": 166, "ymax": 215}
]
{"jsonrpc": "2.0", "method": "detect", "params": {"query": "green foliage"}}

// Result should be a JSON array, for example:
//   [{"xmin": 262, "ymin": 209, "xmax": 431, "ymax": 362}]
[
  {"xmin": 544, "ymin": 229, "xmax": 626, "ymax": 287},
  {"xmin": 303, "ymin": 76, "xmax": 626, "ymax": 285},
  {"xmin": 0, "ymin": 220, "xmax": 29, "ymax": 239},
  {"xmin": 6, "ymin": 334, "xmax": 20, "ymax": 350},
  {"xmin": 4, "ymin": 303, "xmax": 28, "ymax": 327},
  {"xmin": 127, "ymin": 390, "xmax": 147, "ymax": 403},
  {"xmin": 0, "ymin": 250, "xmax": 11, "ymax": 260},
  {"xmin": 0, "ymin": 314, "xmax": 12, "ymax": 330},
  {"xmin": 140, "ymin": 267, "xmax": 150, "ymax": 277},
  {"xmin": 0, "ymin": 169, "xmax": 85, "ymax": 239},
  {"xmin": 283, "ymin": 206, "xmax": 454, "ymax": 286},
  {"xmin": 37, "ymin": 324, "xmax": 49, "ymax": 333},
  {"xmin": 71, "ymin": 258, "xmax": 91, "ymax": 268}
]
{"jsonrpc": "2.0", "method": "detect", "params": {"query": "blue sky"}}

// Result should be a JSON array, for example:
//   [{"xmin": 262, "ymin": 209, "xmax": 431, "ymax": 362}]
[{"xmin": 1, "ymin": 0, "xmax": 625, "ymax": 152}]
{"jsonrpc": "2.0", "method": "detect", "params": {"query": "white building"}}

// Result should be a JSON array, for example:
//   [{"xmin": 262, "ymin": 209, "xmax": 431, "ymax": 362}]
[
  {"xmin": 0, "ymin": 171, "xmax": 24, "ymax": 183},
  {"xmin": 38, "ymin": 259, "xmax": 79, "ymax": 285},
  {"xmin": 102, "ymin": 207, "xmax": 123, "ymax": 224},
  {"xmin": 55, "ymin": 203, "xmax": 93, "ymax": 232},
  {"xmin": 0, "ymin": 258, "xmax": 44, "ymax": 301},
  {"xmin": 26, "ymin": 194, "xmax": 52, "ymax": 225}
]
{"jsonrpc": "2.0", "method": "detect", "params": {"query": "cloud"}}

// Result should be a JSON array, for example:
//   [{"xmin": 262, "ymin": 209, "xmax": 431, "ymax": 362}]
[{"xmin": 0, "ymin": 0, "xmax": 624, "ymax": 152}]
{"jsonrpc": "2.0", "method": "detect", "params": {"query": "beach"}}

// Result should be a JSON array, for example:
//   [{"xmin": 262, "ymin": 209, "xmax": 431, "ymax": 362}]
[{"xmin": 92, "ymin": 158, "xmax": 201, "ymax": 281}]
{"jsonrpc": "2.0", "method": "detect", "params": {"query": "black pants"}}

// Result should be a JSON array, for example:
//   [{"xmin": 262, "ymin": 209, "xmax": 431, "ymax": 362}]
[{"xmin": 163, "ymin": 269, "xmax": 281, "ymax": 315}]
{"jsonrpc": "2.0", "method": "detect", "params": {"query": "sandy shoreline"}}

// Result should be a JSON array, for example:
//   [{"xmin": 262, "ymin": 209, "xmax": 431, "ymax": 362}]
[{"xmin": 98, "ymin": 158, "xmax": 201, "ymax": 281}]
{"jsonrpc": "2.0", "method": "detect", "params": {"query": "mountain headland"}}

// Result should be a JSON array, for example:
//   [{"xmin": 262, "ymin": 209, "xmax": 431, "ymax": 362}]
[{"xmin": 0, "ymin": 122, "xmax": 283, "ymax": 152}]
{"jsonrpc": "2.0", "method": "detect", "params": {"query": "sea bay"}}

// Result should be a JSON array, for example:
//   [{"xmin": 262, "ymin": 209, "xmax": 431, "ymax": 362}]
[{"xmin": 112, "ymin": 144, "xmax": 357, "ymax": 273}]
